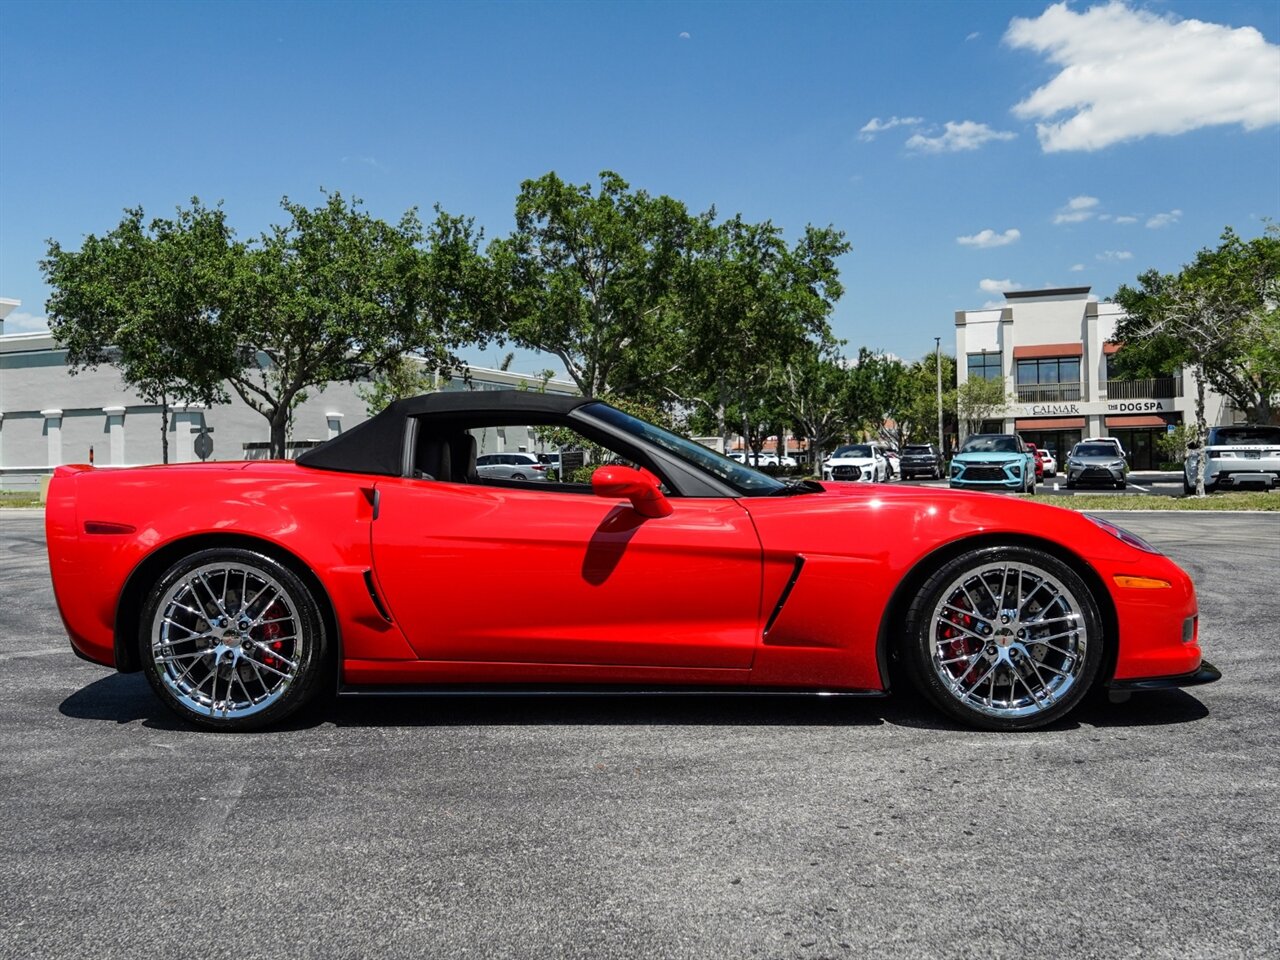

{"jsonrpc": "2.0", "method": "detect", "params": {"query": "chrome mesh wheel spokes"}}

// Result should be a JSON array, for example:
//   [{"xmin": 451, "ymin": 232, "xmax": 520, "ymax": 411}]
[
  {"xmin": 928, "ymin": 561, "xmax": 1088, "ymax": 720},
  {"xmin": 151, "ymin": 562, "xmax": 303, "ymax": 720}
]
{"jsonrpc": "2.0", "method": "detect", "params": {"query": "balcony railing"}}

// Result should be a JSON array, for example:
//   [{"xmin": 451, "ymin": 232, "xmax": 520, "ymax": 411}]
[
  {"xmin": 1104, "ymin": 377, "xmax": 1182, "ymax": 400},
  {"xmin": 1016, "ymin": 382, "xmax": 1082, "ymax": 403}
]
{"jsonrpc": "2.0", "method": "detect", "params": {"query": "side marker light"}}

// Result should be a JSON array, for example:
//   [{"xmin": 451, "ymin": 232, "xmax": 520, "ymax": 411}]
[{"xmin": 1112, "ymin": 575, "xmax": 1172, "ymax": 590}]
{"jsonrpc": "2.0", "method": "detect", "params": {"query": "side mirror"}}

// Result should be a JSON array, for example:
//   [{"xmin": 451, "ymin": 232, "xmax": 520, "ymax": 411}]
[{"xmin": 591, "ymin": 465, "xmax": 673, "ymax": 518}]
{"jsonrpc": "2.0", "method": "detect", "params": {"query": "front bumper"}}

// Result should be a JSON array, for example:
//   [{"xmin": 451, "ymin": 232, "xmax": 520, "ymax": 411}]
[
  {"xmin": 1109, "ymin": 660, "xmax": 1221, "ymax": 691},
  {"xmin": 950, "ymin": 460, "xmax": 1027, "ymax": 488},
  {"xmin": 1067, "ymin": 464, "xmax": 1125, "ymax": 484}
]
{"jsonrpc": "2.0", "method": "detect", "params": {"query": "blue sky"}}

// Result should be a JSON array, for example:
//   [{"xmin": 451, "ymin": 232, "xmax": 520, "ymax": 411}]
[{"xmin": 1, "ymin": 0, "xmax": 1277, "ymax": 370}]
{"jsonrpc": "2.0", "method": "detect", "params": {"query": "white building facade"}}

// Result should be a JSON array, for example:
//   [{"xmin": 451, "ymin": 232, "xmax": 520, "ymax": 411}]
[
  {"xmin": 955, "ymin": 286, "xmax": 1231, "ymax": 469},
  {"xmin": 0, "ymin": 326, "xmax": 577, "ymax": 490}
]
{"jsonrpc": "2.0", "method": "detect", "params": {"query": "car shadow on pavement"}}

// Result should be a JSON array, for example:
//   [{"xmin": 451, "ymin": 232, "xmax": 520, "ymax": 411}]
[{"xmin": 60, "ymin": 672, "xmax": 1210, "ymax": 733}]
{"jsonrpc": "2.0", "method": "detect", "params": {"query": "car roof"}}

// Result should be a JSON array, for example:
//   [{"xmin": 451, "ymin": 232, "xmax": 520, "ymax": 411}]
[{"xmin": 297, "ymin": 390, "xmax": 591, "ymax": 476}]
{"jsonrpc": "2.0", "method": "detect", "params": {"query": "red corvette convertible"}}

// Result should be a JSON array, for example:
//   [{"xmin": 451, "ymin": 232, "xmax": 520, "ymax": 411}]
[{"xmin": 45, "ymin": 391, "xmax": 1217, "ymax": 731}]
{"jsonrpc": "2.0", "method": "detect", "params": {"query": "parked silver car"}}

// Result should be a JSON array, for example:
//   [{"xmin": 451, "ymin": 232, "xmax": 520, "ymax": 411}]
[
  {"xmin": 475, "ymin": 452, "xmax": 550, "ymax": 481},
  {"xmin": 1184, "ymin": 425, "xmax": 1280, "ymax": 492},
  {"xmin": 1065, "ymin": 442, "xmax": 1128, "ymax": 489}
]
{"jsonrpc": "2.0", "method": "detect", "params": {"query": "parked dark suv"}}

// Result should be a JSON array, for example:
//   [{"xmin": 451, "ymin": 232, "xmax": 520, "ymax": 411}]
[{"xmin": 899, "ymin": 443, "xmax": 943, "ymax": 480}]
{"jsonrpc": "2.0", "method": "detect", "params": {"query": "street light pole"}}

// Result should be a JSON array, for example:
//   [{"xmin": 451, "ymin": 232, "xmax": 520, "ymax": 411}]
[{"xmin": 935, "ymin": 336, "xmax": 944, "ymax": 456}]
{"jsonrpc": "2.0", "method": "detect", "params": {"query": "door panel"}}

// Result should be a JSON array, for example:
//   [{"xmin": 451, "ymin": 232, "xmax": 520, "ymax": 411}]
[{"xmin": 370, "ymin": 477, "xmax": 763, "ymax": 668}]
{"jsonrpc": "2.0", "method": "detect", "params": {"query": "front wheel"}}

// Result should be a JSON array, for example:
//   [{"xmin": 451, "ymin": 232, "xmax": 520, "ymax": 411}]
[
  {"xmin": 901, "ymin": 546, "xmax": 1104, "ymax": 730},
  {"xmin": 139, "ymin": 547, "xmax": 330, "ymax": 731}
]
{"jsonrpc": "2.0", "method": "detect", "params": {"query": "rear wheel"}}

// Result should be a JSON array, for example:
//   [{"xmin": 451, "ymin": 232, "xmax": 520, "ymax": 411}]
[
  {"xmin": 901, "ymin": 545, "xmax": 1104, "ymax": 730},
  {"xmin": 139, "ymin": 547, "xmax": 330, "ymax": 731},
  {"xmin": 511, "ymin": 472, "xmax": 526, "ymax": 480}
]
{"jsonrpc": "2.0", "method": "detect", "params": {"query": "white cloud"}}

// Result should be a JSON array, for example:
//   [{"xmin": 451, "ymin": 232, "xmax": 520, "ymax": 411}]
[
  {"xmin": 1069, "ymin": 263, "xmax": 1085, "ymax": 272},
  {"xmin": 1146, "ymin": 209, "xmax": 1182, "ymax": 229},
  {"xmin": 340, "ymin": 155, "xmax": 383, "ymax": 169},
  {"xmin": 906, "ymin": 120, "xmax": 1016, "ymax": 153},
  {"xmin": 2, "ymin": 311, "xmax": 50, "ymax": 333},
  {"xmin": 979, "ymin": 278, "xmax": 1022, "ymax": 293},
  {"xmin": 1005, "ymin": 2, "xmax": 1280, "ymax": 152},
  {"xmin": 1053, "ymin": 195, "xmax": 1100, "ymax": 224},
  {"xmin": 1113, "ymin": 215, "xmax": 1138, "ymax": 225},
  {"xmin": 957, "ymin": 228, "xmax": 1021, "ymax": 248},
  {"xmin": 678, "ymin": 31, "xmax": 690, "ymax": 40},
  {"xmin": 1097, "ymin": 250, "xmax": 1133, "ymax": 261},
  {"xmin": 966, "ymin": 32, "xmax": 981, "ymax": 42},
  {"xmin": 858, "ymin": 115, "xmax": 924, "ymax": 141}
]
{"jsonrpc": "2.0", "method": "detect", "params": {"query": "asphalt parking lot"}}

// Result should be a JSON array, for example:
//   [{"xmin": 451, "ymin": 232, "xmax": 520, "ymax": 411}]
[{"xmin": 2, "ymin": 509, "xmax": 1278, "ymax": 960}]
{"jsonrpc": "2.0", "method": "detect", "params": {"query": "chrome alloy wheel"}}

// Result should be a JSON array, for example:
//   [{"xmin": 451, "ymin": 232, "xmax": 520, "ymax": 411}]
[
  {"xmin": 928, "ymin": 561, "xmax": 1089, "ymax": 720},
  {"xmin": 151, "ymin": 562, "xmax": 304, "ymax": 720}
]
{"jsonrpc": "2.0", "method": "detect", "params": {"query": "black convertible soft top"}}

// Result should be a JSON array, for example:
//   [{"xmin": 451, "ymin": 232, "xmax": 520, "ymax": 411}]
[{"xmin": 296, "ymin": 390, "xmax": 591, "ymax": 476}]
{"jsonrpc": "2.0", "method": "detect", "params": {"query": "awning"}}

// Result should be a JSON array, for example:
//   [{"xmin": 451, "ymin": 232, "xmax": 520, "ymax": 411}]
[
  {"xmin": 1012, "ymin": 343, "xmax": 1084, "ymax": 359},
  {"xmin": 1016, "ymin": 417, "xmax": 1086, "ymax": 429},
  {"xmin": 1105, "ymin": 414, "xmax": 1178, "ymax": 428},
  {"xmin": 1103, "ymin": 342, "xmax": 1123, "ymax": 355}
]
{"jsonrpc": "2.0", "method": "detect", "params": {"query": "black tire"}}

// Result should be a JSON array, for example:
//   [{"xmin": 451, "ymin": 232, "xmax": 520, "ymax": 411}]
[
  {"xmin": 900, "ymin": 545, "xmax": 1104, "ymax": 731},
  {"xmin": 139, "ymin": 547, "xmax": 331, "ymax": 731},
  {"xmin": 1116, "ymin": 480, "xmax": 1127, "ymax": 489},
  {"xmin": 511, "ymin": 472, "xmax": 526, "ymax": 480},
  {"xmin": 1066, "ymin": 479, "xmax": 1076, "ymax": 489}
]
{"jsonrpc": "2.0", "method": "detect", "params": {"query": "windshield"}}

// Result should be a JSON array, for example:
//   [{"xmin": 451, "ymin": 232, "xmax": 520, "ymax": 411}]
[
  {"xmin": 833, "ymin": 445, "xmax": 874, "ymax": 458},
  {"xmin": 1211, "ymin": 426, "xmax": 1280, "ymax": 446},
  {"xmin": 1074, "ymin": 443, "xmax": 1118, "ymax": 457},
  {"xmin": 584, "ymin": 403, "xmax": 788, "ymax": 496},
  {"xmin": 903, "ymin": 445, "xmax": 933, "ymax": 455},
  {"xmin": 960, "ymin": 435, "xmax": 1020, "ymax": 454}
]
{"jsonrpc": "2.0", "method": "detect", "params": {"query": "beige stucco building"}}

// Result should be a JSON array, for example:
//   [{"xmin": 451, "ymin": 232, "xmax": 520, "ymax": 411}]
[{"xmin": 955, "ymin": 286, "xmax": 1232, "ymax": 469}]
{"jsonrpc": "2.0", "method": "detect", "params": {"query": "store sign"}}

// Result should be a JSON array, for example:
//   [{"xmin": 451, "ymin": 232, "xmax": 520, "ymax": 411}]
[
  {"xmin": 1028, "ymin": 403, "xmax": 1081, "ymax": 416},
  {"xmin": 1105, "ymin": 400, "xmax": 1165, "ymax": 413},
  {"xmin": 1016, "ymin": 398, "xmax": 1173, "ymax": 417}
]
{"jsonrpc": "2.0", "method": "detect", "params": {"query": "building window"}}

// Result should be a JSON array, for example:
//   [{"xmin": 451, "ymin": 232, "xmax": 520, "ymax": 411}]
[
  {"xmin": 1016, "ymin": 358, "xmax": 1081, "ymax": 402},
  {"xmin": 967, "ymin": 352, "xmax": 1002, "ymax": 381}
]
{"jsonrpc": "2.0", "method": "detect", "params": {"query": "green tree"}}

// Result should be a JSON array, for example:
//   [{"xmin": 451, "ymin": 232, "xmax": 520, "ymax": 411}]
[
  {"xmin": 357, "ymin": 355, "xmax": 440, "ymax": 417},
  {"xmin": 956, "ymin": 376, "xmax": 1011, "ymax": 436},
  {"xmin": 682, "ymin": 215, "xmax": 850, "ymax": 450},
  {"xmin": 1113, "ymin": 226, "xmax": 1280, "ymax": 494},
  {"xmin": 776, "ymin": 347, "xmax": 851, "ymax": 474},
  {"xmin": 898, "ymin": 353, "xmax": 957, "ymax": 449},
  {"xmin": 224, "ymin": 194, "xmax": 492, "ymax": 458},
  {"xmin": 489, "ymin": 171, "xmax": 695, "ymax": 401},
  {"xmin": 42, "ymin": 202, "xmax": 239, "ymax": 463}
]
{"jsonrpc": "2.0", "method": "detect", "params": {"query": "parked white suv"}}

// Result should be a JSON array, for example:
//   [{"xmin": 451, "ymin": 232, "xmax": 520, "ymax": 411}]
[{"xmin": 1184, "ymin": 425, "xmax": 1280, "ymax": 492}]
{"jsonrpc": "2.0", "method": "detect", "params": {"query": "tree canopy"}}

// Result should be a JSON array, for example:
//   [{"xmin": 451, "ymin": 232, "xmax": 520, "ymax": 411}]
[
  {"xmin": 1112, "ymin": 226, "xmax": 1280, "ymax": 424},
  {"xmin": 42, "ymin": 202, "xmax": 239, "ymax": 462}
]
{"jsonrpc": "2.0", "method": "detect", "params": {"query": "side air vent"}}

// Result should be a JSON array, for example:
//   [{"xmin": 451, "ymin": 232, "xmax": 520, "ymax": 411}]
[{"xmin": 363, "ymin": 570, "xmax": 393, "ymax": 623}]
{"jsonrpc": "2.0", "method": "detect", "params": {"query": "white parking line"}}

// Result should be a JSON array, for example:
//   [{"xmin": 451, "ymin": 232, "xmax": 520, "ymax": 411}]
[{"xmin": 1128, "ymin": 482, "xmax": 1150, "ymax": 492}]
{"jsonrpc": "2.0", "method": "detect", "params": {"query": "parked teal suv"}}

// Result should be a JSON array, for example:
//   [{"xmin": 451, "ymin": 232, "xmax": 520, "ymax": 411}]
[{"xmin": 949, "ymin": 434, "xmax": 1037, "ymax": 492}]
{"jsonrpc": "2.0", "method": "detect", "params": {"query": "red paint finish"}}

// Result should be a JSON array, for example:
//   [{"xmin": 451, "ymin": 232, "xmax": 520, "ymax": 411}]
[
  {"xmin": 45, "ymin": 461, "xmax": 1203, "ymax": 694},
  {"xmin": 370, "ymin": 477, "xmax": 762, "ymax": 668}
]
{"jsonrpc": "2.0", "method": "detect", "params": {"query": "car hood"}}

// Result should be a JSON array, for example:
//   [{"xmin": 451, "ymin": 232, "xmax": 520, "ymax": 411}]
[
  {"xmin": 952, "ymin": 451, "xmax": 1024, "ymax": 463},
  {"xmin": 1069, "ymin": 455, "xmax": 1124, "ymax": 465}
]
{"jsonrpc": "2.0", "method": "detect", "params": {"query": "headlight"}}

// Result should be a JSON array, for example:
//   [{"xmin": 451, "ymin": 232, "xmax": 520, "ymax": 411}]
[
  {"xmin": 1111, "ymin": 460, "xmax": 1126, "ymax": 468},
  {"xmin": 1086, "ymin": 515, "xmax": 1163, "ymax": 555}
]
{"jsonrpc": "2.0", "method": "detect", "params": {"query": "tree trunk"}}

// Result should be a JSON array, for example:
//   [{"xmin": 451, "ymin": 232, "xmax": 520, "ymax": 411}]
[
  {"xmin": 160, "ymin": 394, "xmax": 170, "ymax": 465},
  {"xmin": 1194, "ymin": 365, "xmax": 1208, "ymax": 497},
  {"xmin": 270, "ymin": 409, "xmax": 290, "ymax": 460}
]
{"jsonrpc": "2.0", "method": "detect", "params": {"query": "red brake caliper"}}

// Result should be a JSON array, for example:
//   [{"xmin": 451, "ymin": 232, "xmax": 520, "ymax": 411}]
[{"xmin": 258, "ymin": 601, "xmax": 286, "ymax": 670}]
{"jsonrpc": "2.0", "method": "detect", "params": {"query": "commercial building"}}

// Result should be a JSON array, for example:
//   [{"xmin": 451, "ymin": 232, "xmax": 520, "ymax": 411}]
[
  {"xmin": 0, "ymin": 320, "xmax": 577, "ymax": 490},
  {"xmin": 955, "ymin": 286, "xmax": 1231, "ymax": 469}
]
